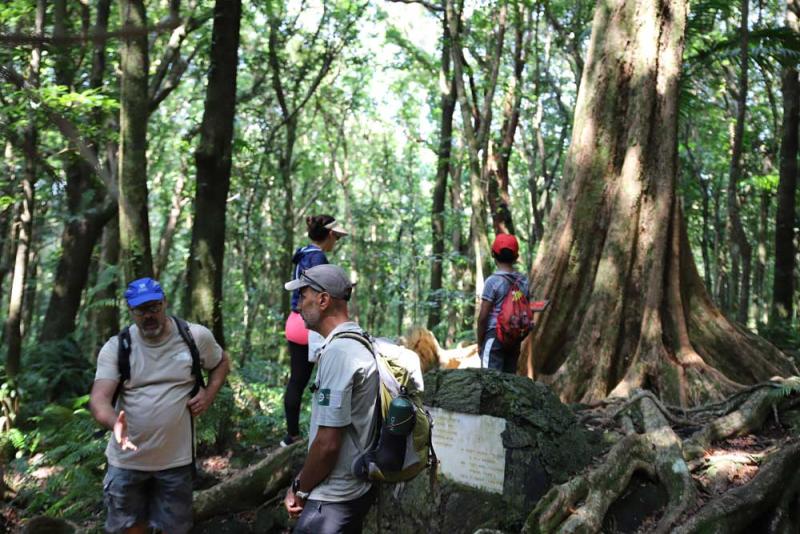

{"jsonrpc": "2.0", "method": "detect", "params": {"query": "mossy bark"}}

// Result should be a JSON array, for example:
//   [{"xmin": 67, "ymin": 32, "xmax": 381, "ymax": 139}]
[
  {"xmin": 118, "ymin": 0, "xmax": 153, "ymax": 281},
  {"xmin": 523, "ymin": 0, "xmax": 796, "ymax": 407},
  {"xmin": 184, "ymin": 0, "xmax": 241, "ymax": 343}
]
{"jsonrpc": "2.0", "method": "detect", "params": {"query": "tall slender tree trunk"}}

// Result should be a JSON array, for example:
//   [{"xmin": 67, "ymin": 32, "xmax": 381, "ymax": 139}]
[
  {"xmin": 524, "ymin": 0, "xmax": 795, "ymax": 406},
  {"xmin": 447, "ymin": 164, "xmax": 467, "ymax": 345},
  {"xmin": 445, "ymin": 0, "xmax": 506, "ymax": 310},
  {"xmin": 278, "ymin": 119, "xmax": 296, "ymax": 319},
  {"xmin": 5, "ymin": 0, "xmax": 44, "ymax": 379},
  {"xmin": 753, "ymin": 190, "xmax": 769, "ymax": 324},
  {"xmin": 91, "ymin": 216, "xmax": 121, "ymax": 355},
  {"xmin": 118, "ymin": 0, "xmax": 153, "ymax": 281},
  {"xmin": 154, "ymin": 173, "xmax": 188, "ymax": 279},
  {"xmin": 488, "ymin": 2, "xmax": 532, "ymax": 235},
  {"xmin": 726, "ymin": 0, "xmax": 753, "ymax": 325},
  {"xmin": 0, "ymin": 142, "xmax": 16, "ymax": 312},
  {"xmin": 185, "ymin": 0, "xmax": 242, "ymax": 344},
  {"xmin": 428, "ymin": 11, "xmax": 456, "ymax": 332},
  {"xmin": 41, "ymin": 0, "xmax": 115, "ymax": 342},
  {"xmin": 772, "ymin": 0, "xmax": 799, "ymax": 324}
]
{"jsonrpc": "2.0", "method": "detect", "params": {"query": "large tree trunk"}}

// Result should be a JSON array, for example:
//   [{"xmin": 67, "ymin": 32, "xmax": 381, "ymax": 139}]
[
  {"xmin": 5, "ymin": 0, "xmax": 44, "ymax": 379},
  {"xmin": 427, "ymin": 10, "xmax": 456, "ymax": 332},
  {"xmin": 772, "ymin": 0, "xmax": 799, "ymax": 324},
  {"xmin": 41, "ymin": 0, "xmax": 115, "ymax": 342},
  {"xmin": 185, "ymin": 0, "xmax": 241, "ymax": 344},
  {"xmin": 118, "ymin": 0, "xmax": 153, "ymax": 281},
  {"xmin": 523, "ymin": 0, "xmax": 796, "ymax": 407},
  {"xmin": 726, "ymin": 0, "xmax": 753, "ymax": 326}
]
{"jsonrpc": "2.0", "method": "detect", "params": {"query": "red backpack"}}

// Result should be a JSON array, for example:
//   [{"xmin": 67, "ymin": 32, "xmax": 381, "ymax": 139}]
[{"xmin": 495, "ymin": 274, "xmax": 533, "ymax": 347}]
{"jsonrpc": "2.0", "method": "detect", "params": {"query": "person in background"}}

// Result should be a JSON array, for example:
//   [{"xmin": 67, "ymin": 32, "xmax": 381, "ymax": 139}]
[
  {"xmin": 281, "ymin": 215, "xmax": 348, "ymax": 447},
  {"xmin": 476, "ymin": 234, "xmax": 530, "ymax": 373}
]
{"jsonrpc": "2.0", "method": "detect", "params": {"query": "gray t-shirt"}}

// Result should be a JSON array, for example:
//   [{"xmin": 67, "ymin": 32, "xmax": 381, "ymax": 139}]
[
  {"xmin": 481, "ymin": 271, "xmax": 530, "ymax": 331},
  {"xmin": 308, "ymin": 321, "xmax": 378, "ymax": 502},
  {"xmin": 95, "ymin": 319, "xmax": 223, "ymax": 471}
]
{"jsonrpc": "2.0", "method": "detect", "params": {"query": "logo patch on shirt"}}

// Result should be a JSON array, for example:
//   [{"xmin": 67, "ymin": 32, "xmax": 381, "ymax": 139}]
[
  {"xmin": 316, "ymin": 388, "xmax": 343, "ymax": 408},
  {"xmin": 172, "ymin": 351, "xmax": 192, "ymax": 363}
]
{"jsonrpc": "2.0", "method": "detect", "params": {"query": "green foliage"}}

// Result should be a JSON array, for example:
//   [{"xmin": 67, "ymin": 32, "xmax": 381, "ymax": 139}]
[
  {"xmin": 758, "ymin": 320, "xmax": 800, "ymax": 354},
  {"xmin": 20, "ymin": 338, "xmax": 94, "ymax": 408},
  {"xmin": 7, "ymin": 396, "xmax": 107, "ymax": 522},
  {"xmin": 768, "ymin": 377, "xmax": 800, "ymax": 399}
]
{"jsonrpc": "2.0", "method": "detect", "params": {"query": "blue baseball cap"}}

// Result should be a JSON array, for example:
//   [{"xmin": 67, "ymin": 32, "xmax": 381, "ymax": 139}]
[{"xmin": 125, "ymin": 277, "xmax": 165, "ymax": 307}]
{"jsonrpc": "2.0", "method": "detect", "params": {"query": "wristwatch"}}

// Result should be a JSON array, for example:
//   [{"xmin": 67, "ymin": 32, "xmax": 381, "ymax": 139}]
[{"xmin": 292, "ymin": 476, "xmax": 310, "ymax": 500}]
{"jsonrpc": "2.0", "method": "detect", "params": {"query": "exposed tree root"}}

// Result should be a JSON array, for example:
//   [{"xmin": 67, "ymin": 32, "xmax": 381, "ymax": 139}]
[
  {"xmin": 192, "ymin": 440, "xmax": 305, "ymax": 521},
  {"xmin": 683, "ymin": 385, "xmax": 785, "ymax": 461},
  {"xmin": 673, "ymin": 440, "xmax": 800, "ymax": 534},
  {"xmin": 521, "ymin": 434, "xmax": 655, "ymax": 534},
  {"xmin": 524, "ymin": 383, "xmax": 800, "ymax": 533},
  {"xmin": 523, "ymin": 393, "xmax": 695, "ymax": 533}
]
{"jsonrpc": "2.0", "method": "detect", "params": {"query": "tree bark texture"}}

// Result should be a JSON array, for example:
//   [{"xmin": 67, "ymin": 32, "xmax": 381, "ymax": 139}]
[
  {"xmin": 185, "ymin": 0, "xmax": 242, "ymax": 344},
  {"xmin": 90, "ymin": 216, "xmax": 121, "ymax": 355},
  {"xmin": 772, "ymin": 1, "xmax": 799, "ymax": 324},
  {"xmin": 267, "ymin": 16, "xmax": 296, "ymax": 319},
  {"xmin": 726, "ymin": 0, "xmax": 753, "ymax": 326},
  {"xmin": 0, "ymin": 144, "xmax": 18, "ymax": 334},
  {"xmin": 41, "ymin": 0, "xmax": 115, "ymax": 342},
  {"xmin": 154, "ymin": 173, "xmax": 188, "ymax": 279},
  {"xmin": 118, "ymin": 0, "xmax": 153, "ymax": 282},
  {"xmin": 523, "ymin": 0, "xmax": 796, "ymax": 407},
  {"xmin": 445, "ymin": 0, "xmax": 505, "ymax": 305},
  {"xmin": 488, "ymin": 2, "xmax": 532, "ymax": 236},
  {"xmin": 427, "ymin": 11, "xmax": 456, "ymax": 332},
  {"xmin": 5, "ymin": 0, "xmax": 44, "ymax": 379}
]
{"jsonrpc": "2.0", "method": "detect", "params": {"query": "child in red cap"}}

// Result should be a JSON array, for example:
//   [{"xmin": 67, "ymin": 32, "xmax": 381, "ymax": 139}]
[{"xmin": 476, "ymin": 234, "xmax": 530, "ymax": 373}]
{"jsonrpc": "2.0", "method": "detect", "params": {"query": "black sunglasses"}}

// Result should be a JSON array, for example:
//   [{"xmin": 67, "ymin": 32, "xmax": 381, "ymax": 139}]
[{"xmin": 300, "ymin": 271, "xmax": 327, "ymax": 294}]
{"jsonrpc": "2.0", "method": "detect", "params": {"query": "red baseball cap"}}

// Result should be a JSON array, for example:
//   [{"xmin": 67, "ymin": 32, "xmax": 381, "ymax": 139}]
[{"xmin": 491, "ymin": 233, "xmax": 519, "ymax": 255}]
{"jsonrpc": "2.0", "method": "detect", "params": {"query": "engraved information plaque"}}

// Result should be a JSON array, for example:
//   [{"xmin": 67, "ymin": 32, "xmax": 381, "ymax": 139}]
[{"xmin": 427, "ymin": 406, "xmax": 506, "ymax": 494}]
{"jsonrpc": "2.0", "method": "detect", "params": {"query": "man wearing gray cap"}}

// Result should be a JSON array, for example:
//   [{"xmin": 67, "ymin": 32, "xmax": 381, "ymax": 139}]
[{"xmin": 282, "ymin": 264, "xmax": 379, "ymax": 533}]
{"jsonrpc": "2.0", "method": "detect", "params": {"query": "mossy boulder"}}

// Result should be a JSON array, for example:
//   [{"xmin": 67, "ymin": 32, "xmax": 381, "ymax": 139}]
[{"xmin": 365, "ymin": 368, "xmax": 601, "ymax": 534}]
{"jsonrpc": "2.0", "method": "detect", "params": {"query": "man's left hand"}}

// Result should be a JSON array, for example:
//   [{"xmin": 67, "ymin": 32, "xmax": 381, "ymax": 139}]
[
  {"xmin": 284, "ymin": 488, "xmax": 305, "ymax": 518},
  {"xmin": 187, "ymin": 388, "xmax": 214, "ymax": 416}
]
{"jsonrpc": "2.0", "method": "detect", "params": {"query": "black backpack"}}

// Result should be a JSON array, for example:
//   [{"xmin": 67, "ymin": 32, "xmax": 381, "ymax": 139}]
[{"xmin": 111, "ymin": 315, "xmax": 206, "ymax": 474}]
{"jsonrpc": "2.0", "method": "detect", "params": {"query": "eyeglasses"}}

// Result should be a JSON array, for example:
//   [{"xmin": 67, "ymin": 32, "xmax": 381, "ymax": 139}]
[{"xmin": 130, "ymin": 302, "xmax": 163, "ymax": 316}]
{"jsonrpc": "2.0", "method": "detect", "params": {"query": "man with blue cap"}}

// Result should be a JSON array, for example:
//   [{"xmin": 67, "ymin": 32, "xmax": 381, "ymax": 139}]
[{"xmin": 90, "ymin": 277, "xmax": 230, "ymax": 534}]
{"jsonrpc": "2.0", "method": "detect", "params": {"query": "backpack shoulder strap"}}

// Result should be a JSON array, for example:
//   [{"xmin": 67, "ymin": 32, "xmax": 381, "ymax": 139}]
[
  {"xmin": 171, "ymin": 316, "xmax": 205, "ymax": 397},
  {"xmin": 112, "ymin": 326, "xmax": 132, "ymax": 407},
  {"xmin": 328, "ymin": 330, "xmax": 383, "ymax": 452},
  {"xmin": 331, "ymin": 331, "xmax": 374, "ymax": 354}
]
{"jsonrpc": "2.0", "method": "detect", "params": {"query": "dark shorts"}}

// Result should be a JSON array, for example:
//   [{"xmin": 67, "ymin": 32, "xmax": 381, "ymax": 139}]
[
  {"xmin": 480, "ymin": 329, "xmax": 520, "ymax": 373},
  {"xmin": 293, "ymin": 486, "xmax": 376, "ymax": 534},
  {"xmin": 103, "ymin": 464, "xmax": 193, "ymax": 534}
]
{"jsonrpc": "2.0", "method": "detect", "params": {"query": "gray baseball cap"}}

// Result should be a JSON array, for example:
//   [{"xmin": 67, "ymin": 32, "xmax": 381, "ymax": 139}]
[{"xmin": 284, "ymin": 264, "xmax": 355, "ymax": 301}]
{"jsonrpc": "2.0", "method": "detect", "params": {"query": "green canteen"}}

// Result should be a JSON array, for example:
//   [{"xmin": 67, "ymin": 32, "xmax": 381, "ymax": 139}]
[{"xmin": 387, "ymin": 395, "xmax": 416, "ymax": 436}]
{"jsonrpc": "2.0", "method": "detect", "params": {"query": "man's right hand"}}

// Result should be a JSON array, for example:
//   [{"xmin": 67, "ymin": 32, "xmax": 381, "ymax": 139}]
[{"xmin": 113, "ymin": 410, "xmax": 138, "ymax": 451}]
